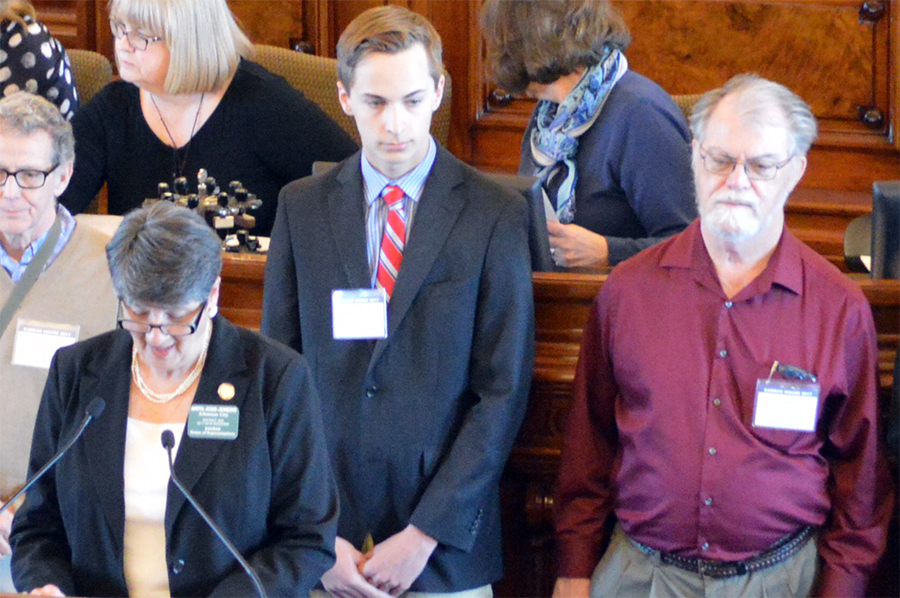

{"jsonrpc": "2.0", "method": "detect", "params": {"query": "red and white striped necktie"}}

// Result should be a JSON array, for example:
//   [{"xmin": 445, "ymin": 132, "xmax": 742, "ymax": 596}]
[{"xmin": 375, "ymin": 185, "xmax": 406, "ymax": 300}]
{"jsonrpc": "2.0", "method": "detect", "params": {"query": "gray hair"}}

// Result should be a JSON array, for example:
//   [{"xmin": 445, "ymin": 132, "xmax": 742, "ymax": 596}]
[
  {"xmin": 0, "ymin": 92, "xmax": 74, "ymax": 165},
  {"xmin": 106, "ymin": 202, "xmax": 222, "ymax": 307},
  {"xmin": 690, "ymin": 73, "xmax": 818, "ymax": 156}
]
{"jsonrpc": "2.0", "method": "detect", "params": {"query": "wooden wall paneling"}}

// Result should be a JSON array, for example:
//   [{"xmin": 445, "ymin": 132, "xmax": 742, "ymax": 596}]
[
  {"xmin": 229, "ymin": 1, "xmax": 305, "ymax": 49},
  {"xmin": 301, "ymin": 0, "xmax": 331, "ymax": 56},
  {"xmin": 891, "ymin": 0, "xmax": 899, "ymax": 149},
  {"xmin": 411, "ymin": 0, "xmax": 474, "ymax": 158},
  {"xmin": 33, "ymin": 0, "xmax": 92, "ymax": 51},
  {"xmin": 616, "ymin": 1, "xmax": 892, "ymax": 141},
  {"xmin": 472, "ymin": 0, "xmax": 899, "ymax": 193}
]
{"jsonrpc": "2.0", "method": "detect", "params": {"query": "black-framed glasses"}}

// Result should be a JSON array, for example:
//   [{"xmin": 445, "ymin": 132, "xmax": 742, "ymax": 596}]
[
  {"xmin": 109, "ymin": 18, "xmax": 163, "ymax": 51},
  {"xmin": 699, "ymin": 146, "xmax": 794, "ymax": 181},
  {"xmin": 0, "ymin": 164, "xmax": 59, "ymax": 189},
  {"xmin": 117, "ymin": 300, "xmax": 207, "ymax": 337}
]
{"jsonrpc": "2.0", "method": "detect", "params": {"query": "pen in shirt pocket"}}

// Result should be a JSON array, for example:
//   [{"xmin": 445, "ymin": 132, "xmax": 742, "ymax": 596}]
[{"xmin": 767, "ymin": 360, "xmax": 817, "ymax": 383}]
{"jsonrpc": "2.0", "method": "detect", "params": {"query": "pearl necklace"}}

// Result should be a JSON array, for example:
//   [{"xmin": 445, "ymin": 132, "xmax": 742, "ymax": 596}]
[{"xmin": 132, "ymin": 323, "xmax": 213, "ymax": 404}]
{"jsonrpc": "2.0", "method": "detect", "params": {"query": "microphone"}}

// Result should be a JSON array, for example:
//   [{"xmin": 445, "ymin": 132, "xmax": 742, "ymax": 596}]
[
  {"xmin": 160, "ymin": 430, "xmax": 267, "ymax": 598},
  {"xmin": 0, "ymin": 398, "xmax": 106, "ymax": 517}
]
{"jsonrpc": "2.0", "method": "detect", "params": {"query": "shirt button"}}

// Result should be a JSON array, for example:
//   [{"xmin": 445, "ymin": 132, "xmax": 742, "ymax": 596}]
[
  {"xmin": 704, "ymin": 497, "xmax": 713, "ymax": 506},
  {"xmin": 718, "ymin": 349, "xmax": 728, "ymax": 358},
  {"xmin": 365, "ymin": 386, "xmax": 378, "ymax": 398},
  {"xmin": 708, "ymin": 447, "xmax": 717, "ymax": 455},
  {"xmin": 712, "ymin": 398, "xmax": 721, "ymax": 406},
  {"xmin": 701, "ymin": 542, "xmax": 710, "ymax": 551},
  {"xmin": 725, "ymin": 301, "xmax": 733, "ymax": 308}
]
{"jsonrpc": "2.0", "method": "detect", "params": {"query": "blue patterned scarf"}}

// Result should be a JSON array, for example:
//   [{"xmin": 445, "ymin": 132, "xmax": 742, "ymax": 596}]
[{"xmin": 530, "ymin": 48, "xmax": 628, "ymax": 223}]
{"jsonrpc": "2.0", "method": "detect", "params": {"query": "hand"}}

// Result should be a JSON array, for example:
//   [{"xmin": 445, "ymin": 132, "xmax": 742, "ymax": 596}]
[
  {"xmin": 0, "ymin": 508, "xmax": 13, "ymax": 557},
  {"xmin": 29, "ymin": 585, "xmax": 65, "ymax": 596},
  {"xmin": 359, "ymin": 525, "xmax": 438, "ymax": 596},
  {"xmin": 552, "ymin": 577, "xmax": 591, "ymax": 598},
  {"xmin": 321, "ymin": 537, "xmax": 392, "ymax": 598},
  {"xmin": 548, "ymin": 221, "xmax": 609, "ymax": 269}
]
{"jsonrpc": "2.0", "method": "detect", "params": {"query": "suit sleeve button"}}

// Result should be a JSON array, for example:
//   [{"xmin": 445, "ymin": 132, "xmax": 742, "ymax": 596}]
[
  {"xmin": 366, "ymin": 386, "xmax": 378, "ymax": 398},
  {"xmin": 172, "ymin": 558, "xmax": 185, "ymax": 574}
]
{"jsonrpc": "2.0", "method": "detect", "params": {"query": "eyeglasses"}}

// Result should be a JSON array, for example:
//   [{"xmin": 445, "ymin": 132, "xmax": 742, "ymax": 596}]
[
  {"xmin": 109, "ymin": 18, "xmax": 163, "ymax": 51},
  {"xmin": 698, "ymin": 146, "xmax": 794, "ymax": 181},
  {"xmin": 117, "ymin": 300, "xmax": 207, "ymax": 337},
  {"xmin": 0, "ymin": 164, "xmax": 59, "ymax": 189}
]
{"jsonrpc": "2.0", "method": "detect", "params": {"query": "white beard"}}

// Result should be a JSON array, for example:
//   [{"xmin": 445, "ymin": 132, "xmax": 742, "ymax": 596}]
[{"xmin": 700, "ymin": 190, "xmax": 761, "ymax": 242}]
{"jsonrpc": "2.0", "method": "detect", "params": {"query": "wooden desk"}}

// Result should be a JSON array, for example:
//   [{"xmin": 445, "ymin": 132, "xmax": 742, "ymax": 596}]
[{"xmin": 220, "ymin": 254, "xmax": 899, "ymax": 598}]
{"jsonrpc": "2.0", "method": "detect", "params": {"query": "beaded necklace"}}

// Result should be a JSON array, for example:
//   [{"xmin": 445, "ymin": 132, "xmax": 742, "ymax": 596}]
[{"xmin": 131, "ymin": 322, "xmax": 212, "ymax": 404}]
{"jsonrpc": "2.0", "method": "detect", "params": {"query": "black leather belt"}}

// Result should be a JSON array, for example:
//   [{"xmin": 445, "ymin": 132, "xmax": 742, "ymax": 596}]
[{"xmin": 631, "ymin": 526, "xmax": 815, "ymax": 579}]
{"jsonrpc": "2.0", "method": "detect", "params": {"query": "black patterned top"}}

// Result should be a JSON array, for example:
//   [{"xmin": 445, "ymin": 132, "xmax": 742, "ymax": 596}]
[{"xmin": 0, "ymin": 15, "xmax": 79, "ymax": 119}]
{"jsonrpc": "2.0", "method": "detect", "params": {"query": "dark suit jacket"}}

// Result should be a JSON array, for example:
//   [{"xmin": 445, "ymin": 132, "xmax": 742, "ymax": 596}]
[
  {"xmin": 261, "ymin": 145, "xmax": 535, "ymax": 592},
  {"xmin": 11, "ymin": 318, "xmax": 339, "ymax": 597}
]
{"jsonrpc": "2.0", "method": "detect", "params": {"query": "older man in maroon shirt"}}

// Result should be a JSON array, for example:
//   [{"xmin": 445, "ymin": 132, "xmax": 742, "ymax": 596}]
[{"xmin": 553, "ymin": 74, "xmax": 893, "ymax": 598}]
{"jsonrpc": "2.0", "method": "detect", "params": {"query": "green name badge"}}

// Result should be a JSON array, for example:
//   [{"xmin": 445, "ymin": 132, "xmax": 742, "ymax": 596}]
[{"xmin": 187, "ymin": 404, "xmax": 239, "ymax": 440}]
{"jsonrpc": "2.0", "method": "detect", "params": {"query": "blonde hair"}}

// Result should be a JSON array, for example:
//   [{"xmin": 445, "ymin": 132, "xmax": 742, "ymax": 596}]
[
  {"xmin": 0, "ymin": 0, "xmax": 36, "ymax": 23},
  {"xmin": 337, "ymin": 5, "xmax": 443, "ymax": 90},
  {"xmin": 109, "ymin": 0, "xmax": 252, "ymax": 95}
]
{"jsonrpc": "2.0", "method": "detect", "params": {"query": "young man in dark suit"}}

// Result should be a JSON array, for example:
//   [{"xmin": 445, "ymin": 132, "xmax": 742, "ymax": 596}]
[{"xmin": 261, "ymin": 6, "xmax": 534, "ymax": 598}]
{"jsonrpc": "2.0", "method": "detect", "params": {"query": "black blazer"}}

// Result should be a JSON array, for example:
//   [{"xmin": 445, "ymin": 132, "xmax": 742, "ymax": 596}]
[
  {"xmin": 261, "ymin": 145, "xmax": 535, "ymax": 591},
  {"xmin": 11, "ymin": 318, "xmax": 339, "ymax": 597}
]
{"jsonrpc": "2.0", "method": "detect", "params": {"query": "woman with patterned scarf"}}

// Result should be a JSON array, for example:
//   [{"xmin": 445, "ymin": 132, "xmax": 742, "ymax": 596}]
[{"xmin": 482, "ymin": 0, "xmax": 696, "ymax": 270}]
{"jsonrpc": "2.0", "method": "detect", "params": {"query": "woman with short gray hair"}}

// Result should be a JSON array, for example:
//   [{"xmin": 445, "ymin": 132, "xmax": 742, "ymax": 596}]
[
  {"xmin": 11, "ymin": 201, "xmax": 339, "ymax": 597},
  {"xmin": 106, "ymin": 201, "xmax": 222, "ymax": 308}
]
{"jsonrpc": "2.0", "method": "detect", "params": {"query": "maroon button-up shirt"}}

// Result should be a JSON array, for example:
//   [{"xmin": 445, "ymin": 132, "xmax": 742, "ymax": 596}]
[{"xmin": 555, "ymin": 220, "xmax": 893, "ymax": 597}]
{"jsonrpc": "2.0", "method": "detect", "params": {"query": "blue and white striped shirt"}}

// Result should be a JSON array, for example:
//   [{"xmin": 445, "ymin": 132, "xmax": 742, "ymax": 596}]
[
  {"xmin": 361, "ymin": 138, "xmax": 437, "ymax": 285},
  {"xmin": 0, "ymin": 204, "xmax": 77, "ymax": 282}
]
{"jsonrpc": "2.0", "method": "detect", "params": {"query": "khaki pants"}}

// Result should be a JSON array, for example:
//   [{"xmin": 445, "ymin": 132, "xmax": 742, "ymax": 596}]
[
  {"xmin": 590, "ymin": 526, "xmax": 818, "ymax": 598},
  {"xmin": 312, "ymin": 584, "xmax": 492, "ymax": 598}
]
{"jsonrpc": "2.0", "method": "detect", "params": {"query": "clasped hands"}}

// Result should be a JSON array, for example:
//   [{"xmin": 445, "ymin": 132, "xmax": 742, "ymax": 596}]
[{"xmin": 322, "ymin": 525, "xmax": 437, "ymax": 598}]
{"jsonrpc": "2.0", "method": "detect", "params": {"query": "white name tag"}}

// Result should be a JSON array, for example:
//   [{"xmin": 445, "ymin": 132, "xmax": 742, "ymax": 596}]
[
  {"xmin": 12, "ymin": 319, "xmax": 80, "ymax": 369},
  {"xmin": 332, "ymin": 289, "xmax": 388, "ymax": 339},
  {"xmin": 752, "ymin": 380, "xmax": 820, "ymax": 432}
]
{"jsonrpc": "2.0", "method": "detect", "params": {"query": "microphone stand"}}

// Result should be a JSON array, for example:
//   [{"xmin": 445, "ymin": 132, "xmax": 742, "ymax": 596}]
[
  {"xmin": 161, "ymin": 430, "xmax": 267, "ymax": 598},
  {"xmin": 0, "ymin": 398, "xmax": 106, "ymax": 517}
]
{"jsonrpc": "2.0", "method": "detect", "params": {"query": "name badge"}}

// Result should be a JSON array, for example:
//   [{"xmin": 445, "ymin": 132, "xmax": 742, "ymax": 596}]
[
  {"xmin": 332, "ymin": 289, "xmax": 388, "ymax": 340},
  {"xmin": 187, "ymin": 404, "xmax": 239, "ymax": 440},
  {"xmin": 752, "ymin": 379, "xmax": 820, "ymax": 432},
  {"xmin": 12, "ymin": 319, "xmax": 80, "ymax": 369}
]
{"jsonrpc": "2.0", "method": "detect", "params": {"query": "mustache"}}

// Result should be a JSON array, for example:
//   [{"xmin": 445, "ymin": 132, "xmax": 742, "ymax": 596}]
[{"xmin": 709, "ymin": 190, "xmax": 758, "ymax": 209}]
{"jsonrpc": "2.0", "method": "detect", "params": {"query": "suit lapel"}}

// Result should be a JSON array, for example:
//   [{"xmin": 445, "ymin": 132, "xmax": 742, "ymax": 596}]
[
  {"xmin": 80, "ymin": 330, "xmax": 133, "ymax": 555},
  {"xmin": 164, "ymin": 318, "xmax": 250, "ymax": 531},
  {"xmin": 329, "ymin": 158, "xmax": 371, "ymax": 289},
  {"xmin": 369, "ymin": 148, "xmax": 466, "ymax": 369}
]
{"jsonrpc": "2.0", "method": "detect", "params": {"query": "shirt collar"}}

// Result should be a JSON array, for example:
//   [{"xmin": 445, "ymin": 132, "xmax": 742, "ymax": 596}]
[
  {"xmin": 658, "ymin": 218, "xmax": 804, "ymax": 299},
  {"xmin": 361, "ymin": 136, "xmax": 437, "ymax": 205},
  {"xmin": 0, "ymin": 204, "xmax": 77, "ymax": 282}
]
